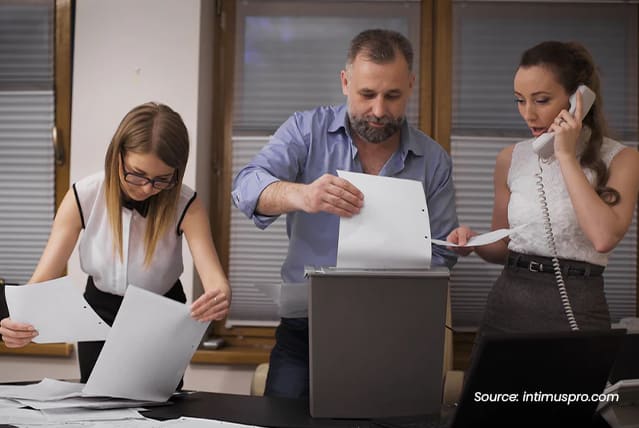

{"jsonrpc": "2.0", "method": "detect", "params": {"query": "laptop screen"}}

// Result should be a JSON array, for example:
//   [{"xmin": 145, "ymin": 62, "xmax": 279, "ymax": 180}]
[
  {"xmin": 609, "ymin": 333, "xmax": 639, "ymax": 384},
  {"xmin": 451, "ymin": 330, "xmax": 625, "ymax": 428}
]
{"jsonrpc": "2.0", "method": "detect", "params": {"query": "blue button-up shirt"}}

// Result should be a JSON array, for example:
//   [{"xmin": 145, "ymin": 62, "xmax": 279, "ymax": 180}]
[{"xmin": 232, "ymin": 104, "xmax": 458, "ymax": 285}]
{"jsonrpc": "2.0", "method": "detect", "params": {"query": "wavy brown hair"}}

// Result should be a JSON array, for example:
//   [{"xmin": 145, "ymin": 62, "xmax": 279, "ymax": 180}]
[
  {"xmin": 519, "ymin": 41, "xmax": 620, "ymax": 205},
  {"xmin": 104, "ymin": 102, "xmax": 189, "ymax": 266}
]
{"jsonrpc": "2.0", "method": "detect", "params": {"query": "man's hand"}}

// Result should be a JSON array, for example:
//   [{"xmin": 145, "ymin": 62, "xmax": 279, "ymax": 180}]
[
  {"xmin": 302, "ymin": 174, "xmax": 364, "ymax": 217},
  {"xmin": 256, "ymin": 174, "xmax": 364, "ymax": 217}
]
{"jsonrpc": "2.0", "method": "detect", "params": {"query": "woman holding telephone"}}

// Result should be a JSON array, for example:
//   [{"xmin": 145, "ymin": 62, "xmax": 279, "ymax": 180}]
[{"xmin": 447, "ymin": 41, "xmax": 639, "ymax": 333}]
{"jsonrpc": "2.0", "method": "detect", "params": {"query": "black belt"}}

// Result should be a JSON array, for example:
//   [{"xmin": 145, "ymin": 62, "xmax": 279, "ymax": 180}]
[
  {"xmin": 507, "ymin": 251, "xmax": 604, "ymax": 278},
  {"xmin": 84, "ymin": 276, "xmax": 186, "ymax": 325}
]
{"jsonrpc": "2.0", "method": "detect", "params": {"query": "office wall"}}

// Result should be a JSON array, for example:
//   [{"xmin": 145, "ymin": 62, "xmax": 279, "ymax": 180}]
[{"xmin": 1, "ymin": 0, "xmax": 254, "ymax": 394}]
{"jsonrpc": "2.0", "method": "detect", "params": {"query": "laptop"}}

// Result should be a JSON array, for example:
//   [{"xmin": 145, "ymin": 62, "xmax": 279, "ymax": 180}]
[
  {"xmin": 609, "ymin": 333, "xmax": 639, "ymax": 384},
  {"xmin": 450, "ymin": 329, "xmax": 626, "ymax": 428},
  {"xmin": 307, "ymin": 267, "xmax": 450, "ymax": 419}
]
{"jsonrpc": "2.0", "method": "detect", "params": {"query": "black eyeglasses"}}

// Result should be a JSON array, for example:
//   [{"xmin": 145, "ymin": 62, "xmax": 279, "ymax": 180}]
[{"xmin": 120, "ymin": 152, "xmax": 177, "ymax": 190}]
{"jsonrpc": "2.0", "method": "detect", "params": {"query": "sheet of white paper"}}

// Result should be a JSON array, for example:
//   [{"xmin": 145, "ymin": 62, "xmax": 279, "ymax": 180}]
[
  {"xmin": 159, "ymin": 417, "xmax": 260, "ymax": 427},
  {"xmin": 431, "ymin": 225, "xmax": 527, "ymax": 248},
  {"xmin": 336, "ymin": 170, "xmax": 431, "ymax": 269},
  {"xmin": 83, "ymin": 286, "xmax": 210, "ymax": 402},
  {"xmin": 41, "ymin": 407, "xmax": 145, "ymax": 422},
  {"xmin": 0, "ymin": 407, "xmax": 47, "ymax": 424},
  {"xmin": 0, "ymin": 398, "xmax": 22, "ymax": 409},
  {"xmin": 16, "ymin": 396, "xmax": 160, "ymax": 410},
  {"xmin": 5, "ymin": 276, "xmax": 110, "ymax": 343},
  {"xmin": 81, "ymin": 420, "xmax": 160, "ymax": 428},
  {"xmin": 0, "ymin": 378, "xmax": 84, "ymax": 401}
]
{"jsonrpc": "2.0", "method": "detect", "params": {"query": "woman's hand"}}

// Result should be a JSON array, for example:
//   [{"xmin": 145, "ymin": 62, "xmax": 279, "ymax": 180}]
[
  {"xmin": 446, "ymin": 225, "xmax": 478, "ymax": 256},
  {"xmin": 181, "ymin": 197, "xmax": 232, "ymax": 323},
  {"xmin": 190, "ymin": 289, "xmax": 230, "ymax": 322},
  {"xmin": 549, "ymin": 90, "xmax": 584, "ymax": 160},
  {"xmin": 0, "ymin": 317, "xmax": 38, "ymax": 347}
]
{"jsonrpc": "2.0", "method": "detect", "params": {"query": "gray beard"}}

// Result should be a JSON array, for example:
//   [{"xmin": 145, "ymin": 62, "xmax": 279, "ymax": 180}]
[{"xmin": 348, "ymin": 114, "xmax": 404, "ymax": 144}]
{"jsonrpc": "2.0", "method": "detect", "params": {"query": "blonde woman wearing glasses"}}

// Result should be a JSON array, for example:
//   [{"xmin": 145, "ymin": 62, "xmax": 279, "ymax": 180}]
[{"xmin": 0, "ymin": 102, "xmax": 230, "ymax": 382}]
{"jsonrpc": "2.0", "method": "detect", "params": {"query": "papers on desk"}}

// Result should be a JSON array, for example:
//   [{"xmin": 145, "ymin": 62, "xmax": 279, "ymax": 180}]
[
  {"xmin": 0, "ymin": 406, "xmax": 149, "ymax": 425},
  {"xmin": 0, "ymin": 379, "xmax": 166, "ymax": 411},
  {"xmin": 0, "ymin": 377, "xmax": 84, "ymax": 401},
  {"xmin": 159, "ymin": 417, "xmax": 261, "ymax": 427},
  {"xmin": 0, "ymin": 379, "xmax": 265, "ymax": 427},
  {"xmin": 0, "ymin": 379, "xmax": 150, "ymax": 424},
  {"xmin": 336, "ymin": 170, "xmax": 432, "ymax": 269},
  {"xmin": 0, "ymin": 381, "xmax": 263, "ymax": 426},
  {"xmin": 41, "ymin": 406, "xmax": 145, "ymax": 422},
  {"xmin": 5, "ymin": 276, "xmax": 110, "ymax": 343}
]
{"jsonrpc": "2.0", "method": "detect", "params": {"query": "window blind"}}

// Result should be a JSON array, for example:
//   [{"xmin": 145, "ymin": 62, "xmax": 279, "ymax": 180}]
[
  {"xmin": 0, "ymin": 1, "xmax": 54, "ymax": 285},
  {"xmin": 0, "ymin": 91, "xmax": 54, "ymax": 284},
  {"xmin": 227, "ymin": 0, "xmax": 420, "ymax": 326},
  {"xmin": 233, "ymin": 0, "xmax": 420, "ymax": 133},
  {"xmin": 227, "ymin": 136, "xmax": 287, "ymax": 326},
  {"xmin": 450, "ymin": 1, "xmax": 638, "ymax": 328},
  {"xmin": 452, "ymin": 2, "xmax": 638, "ymax": 140},
  {"xmin": 0, "ymin": 1, "xmax": 53, "ymax": 88}
]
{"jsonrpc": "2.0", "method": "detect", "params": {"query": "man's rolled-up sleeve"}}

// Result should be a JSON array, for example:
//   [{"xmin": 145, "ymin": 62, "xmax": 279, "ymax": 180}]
[
  {"xmin": 232, "ymin": 168, "xmax": 281, "ymax": 230},
  {"xmin": 232, "ymin": 114, "xmax": 308, "ymax": 230}
]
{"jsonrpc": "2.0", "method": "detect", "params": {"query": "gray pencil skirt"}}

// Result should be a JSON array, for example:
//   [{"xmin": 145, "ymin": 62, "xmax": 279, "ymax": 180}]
[{"xmin": 479, "ymin": 252, "xmax": 611, "ymax": 335}]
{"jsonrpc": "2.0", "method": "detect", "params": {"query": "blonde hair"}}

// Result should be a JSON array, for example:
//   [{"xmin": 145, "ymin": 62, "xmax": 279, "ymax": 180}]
[{"xmin": 103, "ymin": 102, "xmax": 189, "ymax": 266}]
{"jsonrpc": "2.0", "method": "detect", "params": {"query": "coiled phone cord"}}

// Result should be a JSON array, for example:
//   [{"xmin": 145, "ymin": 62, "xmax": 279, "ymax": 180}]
[{"xmin": 535, "ymin": 158, "xmax": 580, "ymax": 331}]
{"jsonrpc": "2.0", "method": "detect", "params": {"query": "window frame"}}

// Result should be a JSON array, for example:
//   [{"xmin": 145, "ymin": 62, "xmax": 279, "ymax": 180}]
[
  {"xmin": 54, "ymin": 0, "xmax": 72, "ymax": 209},
  {"xmin": 0, "ymin": 0, "xmax": 74, "ymax": 358}
]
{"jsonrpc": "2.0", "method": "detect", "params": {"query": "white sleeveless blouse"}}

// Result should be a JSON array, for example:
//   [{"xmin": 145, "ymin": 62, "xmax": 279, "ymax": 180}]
[
  {"xmin": 507, "ymin": 132, "xmax": 626, "ymax": 266},
  {"xmin": 73, "ymin": 172, "xmax": 196, "ymax": 296}
]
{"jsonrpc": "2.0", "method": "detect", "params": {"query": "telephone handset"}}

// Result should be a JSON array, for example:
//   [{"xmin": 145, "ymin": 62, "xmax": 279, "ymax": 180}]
[
  {"xmin": 533, "ymin": 84, "xmax": 596, "ymax": 332},
  {"xmin": 532, "ymin": 85, "xmax": 596, "ymax": 160}
]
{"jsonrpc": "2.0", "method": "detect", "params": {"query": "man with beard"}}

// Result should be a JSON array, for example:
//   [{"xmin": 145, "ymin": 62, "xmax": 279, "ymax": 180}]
[{"xmin": 232, "ymin": 29, "xmax": 458, "ymax": 398}]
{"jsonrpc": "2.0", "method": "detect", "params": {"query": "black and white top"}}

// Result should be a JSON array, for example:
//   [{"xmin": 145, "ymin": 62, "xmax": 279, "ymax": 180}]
[{"xmin": 73, "ymin": 172, "xmax": 196, "ymax": 296}]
